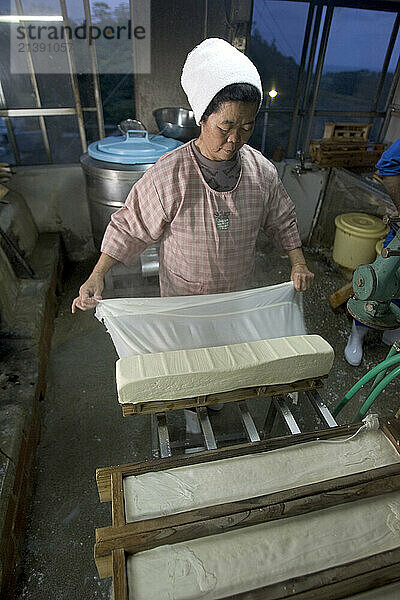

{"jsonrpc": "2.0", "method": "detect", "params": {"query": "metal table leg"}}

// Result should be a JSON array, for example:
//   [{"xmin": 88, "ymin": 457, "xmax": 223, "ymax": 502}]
[
  {"xmin": 274, "ymin": 396, "xmax": 301, "ymax": 434},
  {"xmin": 156, "ymin": 413, "xmax": 172, "ymax": 458},
  {"xmin": 150, "ymin": 414, "xmax": 159, "ymax": 459},
  {"xmin": 197, "ymin": 407, "xmax": 217, "ymax": 450},
  {"xmin": 305, "ymin": 390, "xmax": 338, "ymax": 428},
  {"xmin": 238, "ymin": 401, "xmax": 260, "ymax": 442},
  {"xmin": 262, "ymin": 399, "xmax": 277, "ymax": 437}
]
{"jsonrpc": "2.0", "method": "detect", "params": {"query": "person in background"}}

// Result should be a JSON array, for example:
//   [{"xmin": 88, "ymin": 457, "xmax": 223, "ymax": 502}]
[
  {"xmin": 72, "ymin": 38, "xmax": 313, "ymax": 313},
  {"xmin": 344, "ymin": 138, "xmax": 400, "ymax": 366}
]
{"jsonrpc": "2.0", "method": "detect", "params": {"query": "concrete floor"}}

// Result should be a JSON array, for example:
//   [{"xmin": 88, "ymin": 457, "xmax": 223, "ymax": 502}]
[{"xmin": 14, "ymin": 239, "xmax": 400, "ymax": 599}]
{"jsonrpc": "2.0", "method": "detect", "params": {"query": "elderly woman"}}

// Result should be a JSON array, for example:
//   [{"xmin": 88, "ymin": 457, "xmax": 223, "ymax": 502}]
[{"xmin": 72, "ymin": 38, "xmax": 313, "ymax": 312}]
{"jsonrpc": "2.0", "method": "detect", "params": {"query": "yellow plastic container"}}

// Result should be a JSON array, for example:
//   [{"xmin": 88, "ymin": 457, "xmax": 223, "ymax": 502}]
[
  {"xmin": 376, "ymin": 238, "xmax": 384, "ymax": 256},
  {"xmin": 333, "ymin": 213, "xmax": 388, "ymax": 270}
]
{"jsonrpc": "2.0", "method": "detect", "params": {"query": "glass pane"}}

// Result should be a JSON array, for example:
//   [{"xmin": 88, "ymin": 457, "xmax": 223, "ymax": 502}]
[
  {"xmin": 11, "ymin": 116, "xmax": 48, "ymax": 164},
  {"xmin": 77, "ymin": 73, "xmax": 96, "ymax": 107},
  {"xmin": 0, "ymin": 21, "xmax": 36, "ymax": 108},
  {"xmin": 378, "ymin": 32, "xmax": 400, "ymax": 112},
  {"xmin": 370, "ymin": 117, "xmax": 383, "ymax": 142},
  {"xmin": 19, "ymin": 0, "xmax": 60, "ymax": 16},
  {"xmin": 317, "ymin": 7, "xmax": 398, "ymax": 112},
  {"xmin": 36, "ymin": 74, "xmax": 75, "ymax": 107},
  {"xmin": 46, "ymin": 114, "xmax": 82, "ymax": 163},
  {"xmin": 0, "ymin": 118, "xmax": 16, "ymax": 165},
  {"xmin": 88, "ymin": 0, "xmax": 133, "ymax": 75},
  {"xmin": 84, "ymin": 109, "xmax": 99, "ymax": 145},
  {"xmin": 251, "ymin": 110, "xmax": 293, "ymax": 158},
  {"xmin": 249, "ymin": 0, "xmax": 309, "ymax": 109},
  {"xmin": 99, "ymin": 73, "xmax": 135, "ymax": 132}
]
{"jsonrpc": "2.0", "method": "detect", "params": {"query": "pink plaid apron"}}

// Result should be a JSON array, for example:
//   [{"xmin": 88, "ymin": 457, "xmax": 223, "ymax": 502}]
[{"xmin": 101, "ymin": 142, "xmax": 300, "ymax": 296}]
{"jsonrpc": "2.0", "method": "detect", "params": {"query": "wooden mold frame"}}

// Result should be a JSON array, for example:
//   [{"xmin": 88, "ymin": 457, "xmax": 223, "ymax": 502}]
[
  {"xmin": 120, "ymin": 375, "xmax": 326, "ymax": 416},
  {"xmin": 309, "ymin": 140, "xmax": 384, "ymax": 168},
  {"xmin": 322, "ymin": 122, "xmax": 372, "ymax": 141},
  {"xmin": 95, "ymin": 419, "xmax": 400, "ymax": 599}
]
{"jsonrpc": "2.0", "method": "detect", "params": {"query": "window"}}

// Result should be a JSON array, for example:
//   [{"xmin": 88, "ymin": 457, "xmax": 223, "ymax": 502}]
[
  {"xmin": 249, "ymin": 0, "xmax": 309, "ymax": 155},
  {"xmin": 0, "ymin": 1, "xmax": 399, "ymax": 164},
  {"xmin": 0, "ymin": 0, "xmax": 141, "ymax": 164},
  {"xmin": 249, "ymin": 1, "xmax": 400, "ymax": 158},
  {"xmin": 317, "ymin": 7, "xmax": 398, "ymax": 113}
]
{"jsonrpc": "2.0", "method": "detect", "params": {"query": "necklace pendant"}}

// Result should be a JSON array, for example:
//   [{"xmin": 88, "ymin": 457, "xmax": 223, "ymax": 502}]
[{"xmin": 214, "ymin": 211, "xmax": 230, "ymax": 230}]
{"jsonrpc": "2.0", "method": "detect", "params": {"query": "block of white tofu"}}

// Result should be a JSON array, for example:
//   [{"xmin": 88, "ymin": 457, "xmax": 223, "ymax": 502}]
[
  {"xmin": 116, "ymin": 334, "xmax": 334, "ymax": 405},
  {"xmin": 126, "ymin": 490, "xmax": 400, "ymax": 600}
]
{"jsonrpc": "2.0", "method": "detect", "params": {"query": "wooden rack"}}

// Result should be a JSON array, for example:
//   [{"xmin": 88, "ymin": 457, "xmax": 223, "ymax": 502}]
[
  {"xmin": 94, "ymin": 419, "xmax": 400, "ymax": 599},
  {"xmin": 121, "ymin": 379, "xmax": 335, "ymax": 458},
  {"xmin": 322, "ymin": 122, "xmax": 372, "ymax": 142},
  {"xmin": 120, "ymin": 376, "xmax": 326, "ymax": 416},
  {"xmin": 309, "ymin": 122, "xmax": 385, "ymax": 168}
]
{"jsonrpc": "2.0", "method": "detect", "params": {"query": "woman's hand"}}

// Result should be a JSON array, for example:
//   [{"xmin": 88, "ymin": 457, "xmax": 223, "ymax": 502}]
[
  {"xmin": 71, "ymin": 253, "xmax": 117, "ymax": 313},
  {"xmin": 291, "ymin": 263, "xmax": 314, "ymax": 291},
  {"xmin": 287, "ymin": 248, "xmax": 314, "ymax": 291},
  {"xmin": 71, "ymin": 271, "xmax": 104, "ymax": 313}
]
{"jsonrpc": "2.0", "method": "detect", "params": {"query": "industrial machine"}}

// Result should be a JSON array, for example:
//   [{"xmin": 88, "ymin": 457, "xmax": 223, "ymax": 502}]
[{"xmin": 348, "ymin": 216, "xmax": 400, "ymax": 330}]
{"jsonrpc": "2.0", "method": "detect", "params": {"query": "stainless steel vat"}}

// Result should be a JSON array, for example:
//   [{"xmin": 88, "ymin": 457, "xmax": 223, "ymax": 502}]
[{"xmin": 80, "ymin": 153, "xmax": 153, "ymax": 251}]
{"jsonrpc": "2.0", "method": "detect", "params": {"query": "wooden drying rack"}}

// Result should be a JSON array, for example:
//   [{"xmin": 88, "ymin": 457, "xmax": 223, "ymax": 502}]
[
  {"xmin": 120, "ymin": 376, "xmax": 326, "ymax": 416},
  {"xmin": 94, "ymin": 419, "xmax": 400, "ymax": 599},
  {"xmin": 309, "ymin": 122, "xmax": 384, "ymax": 168},
  {"xmin": 119, "ymin": 376, "xmax": 336, "ymax": 459}
]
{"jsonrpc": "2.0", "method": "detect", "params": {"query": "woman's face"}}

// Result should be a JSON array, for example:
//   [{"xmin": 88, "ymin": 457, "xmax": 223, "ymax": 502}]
[{"xmin": 197, "ymin": 101, "xmax": 258, "ymax": 161}]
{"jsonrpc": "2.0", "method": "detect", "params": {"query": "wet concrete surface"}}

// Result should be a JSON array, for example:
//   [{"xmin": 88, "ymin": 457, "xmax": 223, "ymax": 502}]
[{"xmin": 14, "ymin": 240, "xmax": 400, "ymax": 599}]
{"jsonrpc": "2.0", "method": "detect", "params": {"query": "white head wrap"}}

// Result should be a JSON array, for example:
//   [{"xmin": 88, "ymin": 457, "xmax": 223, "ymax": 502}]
[{"xmin": 181, "ymin": 38, "xmax": 263, "ymax": 125}]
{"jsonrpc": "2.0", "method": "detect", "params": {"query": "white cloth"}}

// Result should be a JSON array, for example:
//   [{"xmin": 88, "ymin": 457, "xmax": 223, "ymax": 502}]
[
  {"xmin": 95, "ymin": 282, "xmax": 306, "ymax": 358},
  {"xmin": 123, "ymin": 429, "xmax": 399, "ymax": 522},
  {"xmin": 181, "ymin": 38, "xmax": 263, "ymax": 125}
]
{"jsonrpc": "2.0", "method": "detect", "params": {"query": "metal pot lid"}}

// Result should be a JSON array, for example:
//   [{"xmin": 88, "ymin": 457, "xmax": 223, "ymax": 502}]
[{"xmin": 88, "ymin": 130, "xmax": 183, "ymax": 164}]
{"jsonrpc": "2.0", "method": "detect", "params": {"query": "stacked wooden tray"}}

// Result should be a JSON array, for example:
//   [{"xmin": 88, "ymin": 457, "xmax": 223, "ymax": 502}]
[
  {"xmin": 309, "ymin": 122, "xmax": 384, "ymax": 168},
  {"xmin": 94, "ymin": 418, "xmax": 400, "ymax": 600}
]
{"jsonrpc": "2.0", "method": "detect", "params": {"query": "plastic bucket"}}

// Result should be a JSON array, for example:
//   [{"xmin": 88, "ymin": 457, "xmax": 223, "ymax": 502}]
[
  {"xmin": 333, "ymin": 213, "xmax": 388, "ymax": 270},
  {"xmin": 376, "ymin": 239, "xmax": 384, "ymax": 256}
]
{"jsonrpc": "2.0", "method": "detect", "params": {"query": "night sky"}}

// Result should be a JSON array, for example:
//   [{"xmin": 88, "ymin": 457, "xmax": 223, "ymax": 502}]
[{"xmin": 252, "ymin": 0, "xmax": 400, "ymax": 73}]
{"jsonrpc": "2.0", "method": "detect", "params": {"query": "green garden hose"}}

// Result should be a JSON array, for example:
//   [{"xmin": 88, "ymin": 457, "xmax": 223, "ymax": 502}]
[
  {"xmin": 354, "ymin": 364, "xmax": 400, "ymax": 423},
  {"xmin": 333, "ymin": 353, "xmax": 400, "ymax": 417}
]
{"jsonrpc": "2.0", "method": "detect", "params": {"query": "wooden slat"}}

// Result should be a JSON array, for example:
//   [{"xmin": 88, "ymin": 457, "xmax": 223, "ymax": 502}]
[
  {"xmin": 120, "ymin": 377, "xmax": 325, "ymax": 416},
  {"xmin": 309, "ymin": 142, "xmax": 384, "ymax": 168},
  {"xmin": 316, "ymin": 141, "xmax": 382, "ymax": 150},
  {"xmin": 111, "ymin": 472, "xmax": 125, "ymax": 528},
  {"xmin": 383, "ymin": 419, "xmax": 400, "ymax": 455},
  {"xmin": 94, "ymin": 550, "xmax": 112, "ymax": 580},
  {"xmin": 328, "ymin": 282, "xmax": 353, "ymax": 311},
  {"xmin": 112, "ymin": 549, "xmax": 127, "ymax": 600},
  {"xmin": 95, "ymin": 463, "xmax": 400, "ymax": 558},
  {"xmin": 96, "ymin": 422, "xmax": 361, "ymax": 503}
]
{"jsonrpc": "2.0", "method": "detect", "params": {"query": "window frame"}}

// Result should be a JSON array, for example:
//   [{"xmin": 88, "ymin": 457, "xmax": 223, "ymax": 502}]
[{"xmin": 251, "ymin": 0, "xmax": 400, "ymax": 157}]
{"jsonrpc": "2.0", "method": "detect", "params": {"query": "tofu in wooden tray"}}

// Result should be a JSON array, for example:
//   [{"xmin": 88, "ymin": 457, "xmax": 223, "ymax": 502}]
[{"xmin": 94, "ymin": 419, "xmax": 400, "ymax": 600}]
